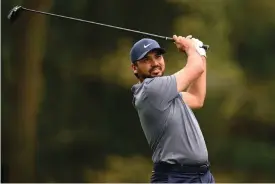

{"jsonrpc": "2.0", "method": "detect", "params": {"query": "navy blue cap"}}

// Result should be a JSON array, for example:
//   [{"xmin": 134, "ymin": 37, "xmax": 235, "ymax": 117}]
[{"xmin": 130, "ymin": 38, "xmax": 165, "ymax": 63}]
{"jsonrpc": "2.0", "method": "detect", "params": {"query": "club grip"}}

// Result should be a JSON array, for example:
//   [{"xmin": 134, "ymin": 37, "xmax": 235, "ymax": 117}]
[{"xmin": 166, "ymin": 37, "xmax": 210, "ymax": 51}]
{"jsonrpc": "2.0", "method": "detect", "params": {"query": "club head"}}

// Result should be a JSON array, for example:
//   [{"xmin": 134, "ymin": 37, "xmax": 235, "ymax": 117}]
[{"xmin": 8, "ymin": 6, "xmax": 23, "ymax": 23}]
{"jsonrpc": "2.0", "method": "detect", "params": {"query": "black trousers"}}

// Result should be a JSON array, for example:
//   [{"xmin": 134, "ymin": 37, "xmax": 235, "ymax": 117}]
[{"xmin": 151, "ymin": 162, "xmax": 215, "ymax": 183}]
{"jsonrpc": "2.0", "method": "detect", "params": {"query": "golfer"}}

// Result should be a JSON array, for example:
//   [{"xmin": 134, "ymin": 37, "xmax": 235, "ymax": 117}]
[{"xmin": 130, "ymin": 35, "xmax": 215, "ymax": 183}]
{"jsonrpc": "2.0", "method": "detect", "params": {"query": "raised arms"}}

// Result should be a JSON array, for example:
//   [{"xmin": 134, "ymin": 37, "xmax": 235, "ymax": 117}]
[{"xmin": 173, "ymin": 35, "xmax": 207, "ymax": 109}]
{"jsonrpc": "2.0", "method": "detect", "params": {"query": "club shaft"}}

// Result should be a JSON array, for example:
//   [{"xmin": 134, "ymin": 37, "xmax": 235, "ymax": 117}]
[
  {"xmin": 22, "ymin": 7, "xmax": 172, "ymax": 40},
  {"xmin": 21, "ymin": 7, "xmax": 209, "ymax": 49}
]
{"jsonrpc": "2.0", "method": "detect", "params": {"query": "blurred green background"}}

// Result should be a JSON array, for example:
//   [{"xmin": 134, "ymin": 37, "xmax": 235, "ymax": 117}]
[{"xmin": 2, "ymin": 0, "xmax": 275, "ymax": 182}]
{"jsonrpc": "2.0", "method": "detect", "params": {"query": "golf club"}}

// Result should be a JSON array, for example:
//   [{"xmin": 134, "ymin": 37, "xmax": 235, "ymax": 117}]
[{"xmin": 8, "ymin": 5, "xmax": 210, "ymax": 50}]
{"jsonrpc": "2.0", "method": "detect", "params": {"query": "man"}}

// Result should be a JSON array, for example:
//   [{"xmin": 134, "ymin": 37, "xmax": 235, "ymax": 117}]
[{"xmin": 130, "ymin": 35, "xmax": 215, "ymax": 183}]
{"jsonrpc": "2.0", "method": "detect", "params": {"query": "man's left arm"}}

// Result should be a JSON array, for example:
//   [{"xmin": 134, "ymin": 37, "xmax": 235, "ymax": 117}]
[
  {"xmin": 181, "ymin": 37, "xmax": 207, "ymax": 109},
  {"xmin": 181, "ymin": 56, "xmax": 206, "ymax": 109}
]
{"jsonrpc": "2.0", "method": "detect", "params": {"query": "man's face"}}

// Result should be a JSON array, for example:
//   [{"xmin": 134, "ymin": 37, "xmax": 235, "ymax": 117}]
[{"xmin": 132, "ymin": 50, "xmax": 165, "ymax": 80}]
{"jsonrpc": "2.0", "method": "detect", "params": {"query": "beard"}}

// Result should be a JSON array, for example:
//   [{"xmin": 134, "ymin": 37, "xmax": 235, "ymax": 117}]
[{"xmin": 138, "ymin": 66, "xmax": 164, "ymax": 79}]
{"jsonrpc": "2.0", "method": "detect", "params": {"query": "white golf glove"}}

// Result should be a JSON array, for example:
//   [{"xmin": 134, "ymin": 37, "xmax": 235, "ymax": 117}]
[{"xmin": 186, "ymin": 35, "xmax": 207, "ymax": 57}]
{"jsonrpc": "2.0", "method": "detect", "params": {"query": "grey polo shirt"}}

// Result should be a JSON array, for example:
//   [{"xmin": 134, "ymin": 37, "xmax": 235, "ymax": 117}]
[{"xmin": 131, "ymin": 75, "xmax": 208, "ymax": 165}]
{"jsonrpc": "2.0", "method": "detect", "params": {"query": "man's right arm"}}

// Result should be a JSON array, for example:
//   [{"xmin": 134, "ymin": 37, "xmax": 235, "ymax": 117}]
[{"xmin": 173, "ymin": 35, "xmax": 204, "ymax": 92}]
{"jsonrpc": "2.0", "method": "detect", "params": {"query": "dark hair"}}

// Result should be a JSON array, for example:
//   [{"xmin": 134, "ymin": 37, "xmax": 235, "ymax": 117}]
[{"xmin": 132, "ymin": 61, "xmax": 139, "ymax": 79}]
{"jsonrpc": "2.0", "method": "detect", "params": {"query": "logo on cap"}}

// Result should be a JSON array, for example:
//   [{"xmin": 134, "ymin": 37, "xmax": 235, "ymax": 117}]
[{"xmin": 144, "ymin": 43, "xmax": 152, "ymax": 48}]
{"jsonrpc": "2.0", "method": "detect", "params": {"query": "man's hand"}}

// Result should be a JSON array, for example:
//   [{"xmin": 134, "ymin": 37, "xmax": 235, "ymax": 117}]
[
  {"xmin": 191, "ymin": 37, "xmax": 207, "ymax": 57},
  {"xmin": 173, "ymin": 35, "xmax": 197, "ymax": 56}
]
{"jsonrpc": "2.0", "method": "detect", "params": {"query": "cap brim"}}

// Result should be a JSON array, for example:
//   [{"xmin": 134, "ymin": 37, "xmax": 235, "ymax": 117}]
[{"xmin": 136, "ymin": 48, "xmax": 166, "ymax": 61}]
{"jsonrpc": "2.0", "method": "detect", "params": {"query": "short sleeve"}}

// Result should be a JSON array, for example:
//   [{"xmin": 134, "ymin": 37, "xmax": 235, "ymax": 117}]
[{"xmin": 144, "ymin": 75, "xmax": 178, "ymax": 110}]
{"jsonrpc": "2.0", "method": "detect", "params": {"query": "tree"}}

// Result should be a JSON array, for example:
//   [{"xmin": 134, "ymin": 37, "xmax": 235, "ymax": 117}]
[{"xmin": 6, "ymin": 0, "xmax": 53, "ymax": 182}]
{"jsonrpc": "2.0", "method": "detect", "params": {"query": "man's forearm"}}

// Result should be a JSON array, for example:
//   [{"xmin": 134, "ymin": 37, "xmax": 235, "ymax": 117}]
[
  {"xmin": 186, "ymin": 57, "xmax": 206, "ymax": 105},
  {"xmin": 174, "ymin": 50, "xmax": 204, "ymax": 92}
]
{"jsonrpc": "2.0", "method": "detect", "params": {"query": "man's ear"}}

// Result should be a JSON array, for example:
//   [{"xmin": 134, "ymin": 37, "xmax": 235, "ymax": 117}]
[{"xmin": 131, "ymin": 63, "xmax": 138, "ymax": 74}]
